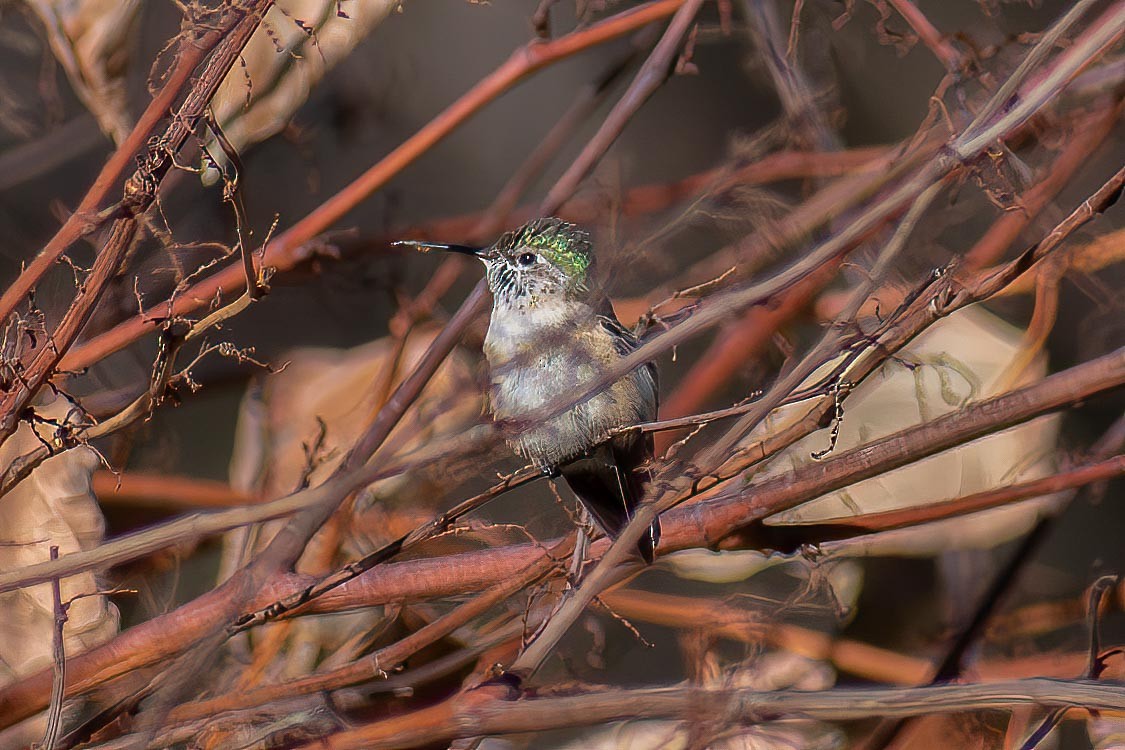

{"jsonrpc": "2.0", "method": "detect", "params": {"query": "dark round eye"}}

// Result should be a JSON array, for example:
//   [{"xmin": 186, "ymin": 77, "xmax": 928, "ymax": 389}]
[{"xmin": 517, "ymin": 252, "xmax": 537, "ymax": 267}]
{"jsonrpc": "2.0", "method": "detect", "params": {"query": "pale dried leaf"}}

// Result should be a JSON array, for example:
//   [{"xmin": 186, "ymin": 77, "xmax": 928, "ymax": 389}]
[
  {"xmin": 0, "ymin": 391, "xmax": 118, "ymax": 687},
  {"xmin": 232, "ymin": 326, "xmax": 481, "ymax": 506},
  {"xmin": 202, "ymin": 0, "xmax": 398, "ymax": 184},
  {"xmin": 757, "ymin": 305, "xmax": 1060, "ymax": 554},
  {"xmin": 26, "ymin": 0, "xmax": 142, "ymax": 143},
  {"xmin": 225, "ymin": 326, "xmax": 481, "ymax": 673},
  {"xmin": 543, "ymin": 717, "xmax": 844, "ymax": 750}
]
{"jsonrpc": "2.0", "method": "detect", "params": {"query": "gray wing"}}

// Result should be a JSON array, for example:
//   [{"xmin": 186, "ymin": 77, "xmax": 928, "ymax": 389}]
[{"xmin": 596, "ymin": 310, "xmax": 658, "ymax": 418}]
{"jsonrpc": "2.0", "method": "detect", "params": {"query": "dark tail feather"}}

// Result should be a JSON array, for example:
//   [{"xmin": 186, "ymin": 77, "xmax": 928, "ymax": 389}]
[{"xmin": 560, "ymin": 441, "xmax": 659, "ymax": 563}]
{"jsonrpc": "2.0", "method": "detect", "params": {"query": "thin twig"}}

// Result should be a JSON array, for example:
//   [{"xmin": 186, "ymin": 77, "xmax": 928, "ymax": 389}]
[
  {"xmin": 59, "ymin": 0, "xmax": 688, "ymax": 373},
  {"xmin": 539, "ymin": 0, "xmax": 707, "ymax": 214},
  {"xmin": 40, "ymin": 546, "xmax": 67, "ymax": 750},
  {"xmin": 0, "ymin": 7, "xmax": 254, "ymax": 326},
  {"xmin": 1018, "ymin": 574, "xmax": 1123, "ymax": 750},
  {"xmin": 886, "ymin": 0, "xmax": 961, "ymax": 72},
  {"xmin": 0, "ymin": 2, "xmax": 275, "ymax": 446},
  {"xmin": 290, "ymin": 678, "xmax": 1125, "ymax": 750},
  {"xmin": 229, "ymin": 465, "xmax": 540, "ymax": 633}
]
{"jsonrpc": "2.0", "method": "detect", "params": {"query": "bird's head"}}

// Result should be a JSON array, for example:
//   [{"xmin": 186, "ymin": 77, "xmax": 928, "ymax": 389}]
[{"xmin": 399, "ymin": 218, "xmax": 593, "ymax": 308}]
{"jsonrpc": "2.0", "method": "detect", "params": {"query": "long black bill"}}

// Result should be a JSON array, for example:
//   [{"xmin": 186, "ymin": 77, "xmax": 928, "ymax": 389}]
[{"xmin": 392, "ymin": 240, "xmax": 489, "ymax": 257}]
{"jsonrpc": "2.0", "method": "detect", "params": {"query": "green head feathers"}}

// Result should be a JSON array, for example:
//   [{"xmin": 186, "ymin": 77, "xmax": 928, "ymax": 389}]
[{"xmin": 494, "ymin": 217, "xmax": 592, "ymax": 284}]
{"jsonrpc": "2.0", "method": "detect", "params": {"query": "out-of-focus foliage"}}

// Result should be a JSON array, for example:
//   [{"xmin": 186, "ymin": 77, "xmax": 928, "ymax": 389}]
[
  {"xmin": 0, "ymin": 391, "xmax": 118, "ymax": 684},
  {"xmin": 760, "ymin": 305, "xmax": 1059, "ymax": 551},
  {"xmin": 224, "ymin": 326, "xmax": 480, "ymax": 674},
  {"xmin": 203, "ymin": 0, "xmax": 398, "ymax": 184},
  {"xmin": 534, "ymin": 653, "xmax": 843, "ymax": 750},
  {"xmin": 25, "ymin": 0, "xmax": 141, "ymax": 143}
]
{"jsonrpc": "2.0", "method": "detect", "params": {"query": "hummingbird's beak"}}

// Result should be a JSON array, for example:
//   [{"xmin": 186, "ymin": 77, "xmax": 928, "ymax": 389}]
[{"xmin": 393, "ymin": 240, "xmax": 494, "ymax": 259}]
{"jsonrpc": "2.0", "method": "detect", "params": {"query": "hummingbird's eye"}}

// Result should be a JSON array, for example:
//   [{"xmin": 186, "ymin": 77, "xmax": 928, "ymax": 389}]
[{"xmin": 517, "ymin": 252, "xmax": 537, "ymax": 267}]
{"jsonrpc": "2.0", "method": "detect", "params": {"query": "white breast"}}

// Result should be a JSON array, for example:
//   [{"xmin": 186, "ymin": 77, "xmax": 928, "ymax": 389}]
[{"xmin": 483, "ymin": 301, "xmax": 654, "ymax": 468}]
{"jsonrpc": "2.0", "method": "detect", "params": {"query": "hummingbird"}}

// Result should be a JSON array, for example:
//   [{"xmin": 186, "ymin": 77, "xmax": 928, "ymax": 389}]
[{"xmin": 399, "ymin": 218, "xmax": 660, "ymax": 562}]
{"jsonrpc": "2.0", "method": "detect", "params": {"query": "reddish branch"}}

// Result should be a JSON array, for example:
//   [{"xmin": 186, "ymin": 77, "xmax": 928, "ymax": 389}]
[
  {"xmin": 667, "ymin": 99, "xmax": 1120, "ymax": 428},
  {"xmin": 963, "ymin": 104, "xmax": 1123, "ymax": 269},
  {"xmin": 0, "ymin": 8, "xmax": 249, "ymax": 325},
  {"xmin": 800, "ymin": 454, "xmax": 1125, "ymax": 539},
  {"xmin": 886, "ymin": 0, "xmax": 961, "ymax": 72},
  {"xmin": 2, "ymin": 336, "xmax": 1120, "ymax": 729},
  {"xmin": 0, "ymin": 2, "xmax": 276, "ymax": 445},
  {"xmin": 59, "ymin": 0, "xmax": 688, "ymax": 373},
  {"xmin": 92, "ymin": 471, "xmax": 258, "ymax": 509},
  {"xmin": 539, "ymin": 0, "xmax": 707, "ymax": 213},
  {"xmin": 291, "ymin": 678, "xmax": 1125, "ymax": 749}
]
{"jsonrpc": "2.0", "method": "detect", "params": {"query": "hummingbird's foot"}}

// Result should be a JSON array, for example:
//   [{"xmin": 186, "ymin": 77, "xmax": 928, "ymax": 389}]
[{"xmin": 473, "ymin": 664, "xmax": 523, "ymax": 697}]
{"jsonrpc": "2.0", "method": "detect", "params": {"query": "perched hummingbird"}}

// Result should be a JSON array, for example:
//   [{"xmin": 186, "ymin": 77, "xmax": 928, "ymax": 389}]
[{"xmin": 401, "ymin": 218, "xmax": 660, "ymax": 562}]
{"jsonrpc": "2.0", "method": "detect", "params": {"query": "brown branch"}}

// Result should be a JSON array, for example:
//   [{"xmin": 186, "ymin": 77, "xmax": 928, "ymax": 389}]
[
  {"xmin": 167, "ymin": 542, "xmax": 563, "ymax": 724},
  {"xmin": 0, "ymin": 2, "xmax": 275, "ymax": 446},
  {"xmin": 229, "ymin": 464, "xmax": 540, "ymax": 633},
  {"xmin": 91, "ymin": 471, "xmax": 258, "ymax": 509},
  {"xmin": 601, "ymin": 588, "xmax": 932, "ymax": 684},
  {"xmin": 0, "ymin": 416, "xmax": 485, "ymax": 594},
  {"xmin": 790, "ymin": 454, "xmax": 1125, "ymax": 540},
  {"xmin": 955, "ymin": 1, "xmax": 1125, "ymax": 158},
  {"xmin": 964, "ymin": 103, "xmax": 1123, "ymax": 269},
  {"xmin": 40, "ymin": 546, "xmax": 66, "ymax": 750},
  {"xmin": 743, "ymin": 0, "xmax": 841, "ymax": 152},
  {"xmin": 484, "ymin": 26, "xmax": 659, "ymax": 229},
  {"xmin": 0, "ymin": 8, "xmax": 249, "ymax": 326},
  {"xmin": 539, "ymin": 0, "xmax": 707, "ymax": 214},
  {"xmin": 962, "ymin": 0, "xmax": 1102, "ymax": 139},
  {"xmin": 403, "ymin": 145, "xmax": 890, "ymax": 259},
  {"xmin": 58, "ymin": 0, "xmax": 688, "ymax": 373},
  {"xmin": 291, "ymin": 678, "xmax": 1125, "ymax": 750},
  {"xmin": 712, "ymin": 345, "xmax": 1124, "ymax": 530},
  {"xmin": 886, "ymin": 0, "xmax": 961, "ymax": 73}
]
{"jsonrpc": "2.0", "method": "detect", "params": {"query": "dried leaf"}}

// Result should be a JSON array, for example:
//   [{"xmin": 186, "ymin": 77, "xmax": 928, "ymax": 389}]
[
  {"xmin": 26, "ymin": 0, "xmax": 142, "ymax": 143},
  {"xmin": 0, "ymin": 391, "xmax": 119, "ymax": 685},
  {"xmin": 202, "ymin": 0, "xmax": 398, "ymax": 184},
  {"xmin": 224, "ymin": 326, "xmax": 481, "ymax": 672},
  {"xmin": 759, "ymin": 305, "xmax": 1060, "ymax": 554}
]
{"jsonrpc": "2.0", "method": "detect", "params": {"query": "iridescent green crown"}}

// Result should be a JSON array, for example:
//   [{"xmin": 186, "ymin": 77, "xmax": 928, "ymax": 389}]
[{"xmin": 496, "ymin": 217, "xmax": 592, "ymax": 282}]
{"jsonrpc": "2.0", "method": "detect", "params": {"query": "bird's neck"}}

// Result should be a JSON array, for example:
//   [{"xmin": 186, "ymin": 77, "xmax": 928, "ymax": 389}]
[
  {"xmin": 485, "ymin": 294, "xmax": 594, "ymax": 362},
  {"xmin": 492, "ymin": 292, "xmax": 591, "ymax": 329}
]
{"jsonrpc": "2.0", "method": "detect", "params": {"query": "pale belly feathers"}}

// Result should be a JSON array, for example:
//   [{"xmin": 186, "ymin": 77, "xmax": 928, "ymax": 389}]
[{"xmin": 483, "ymin": 301, "xmax": 655, "ymax": 469}]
